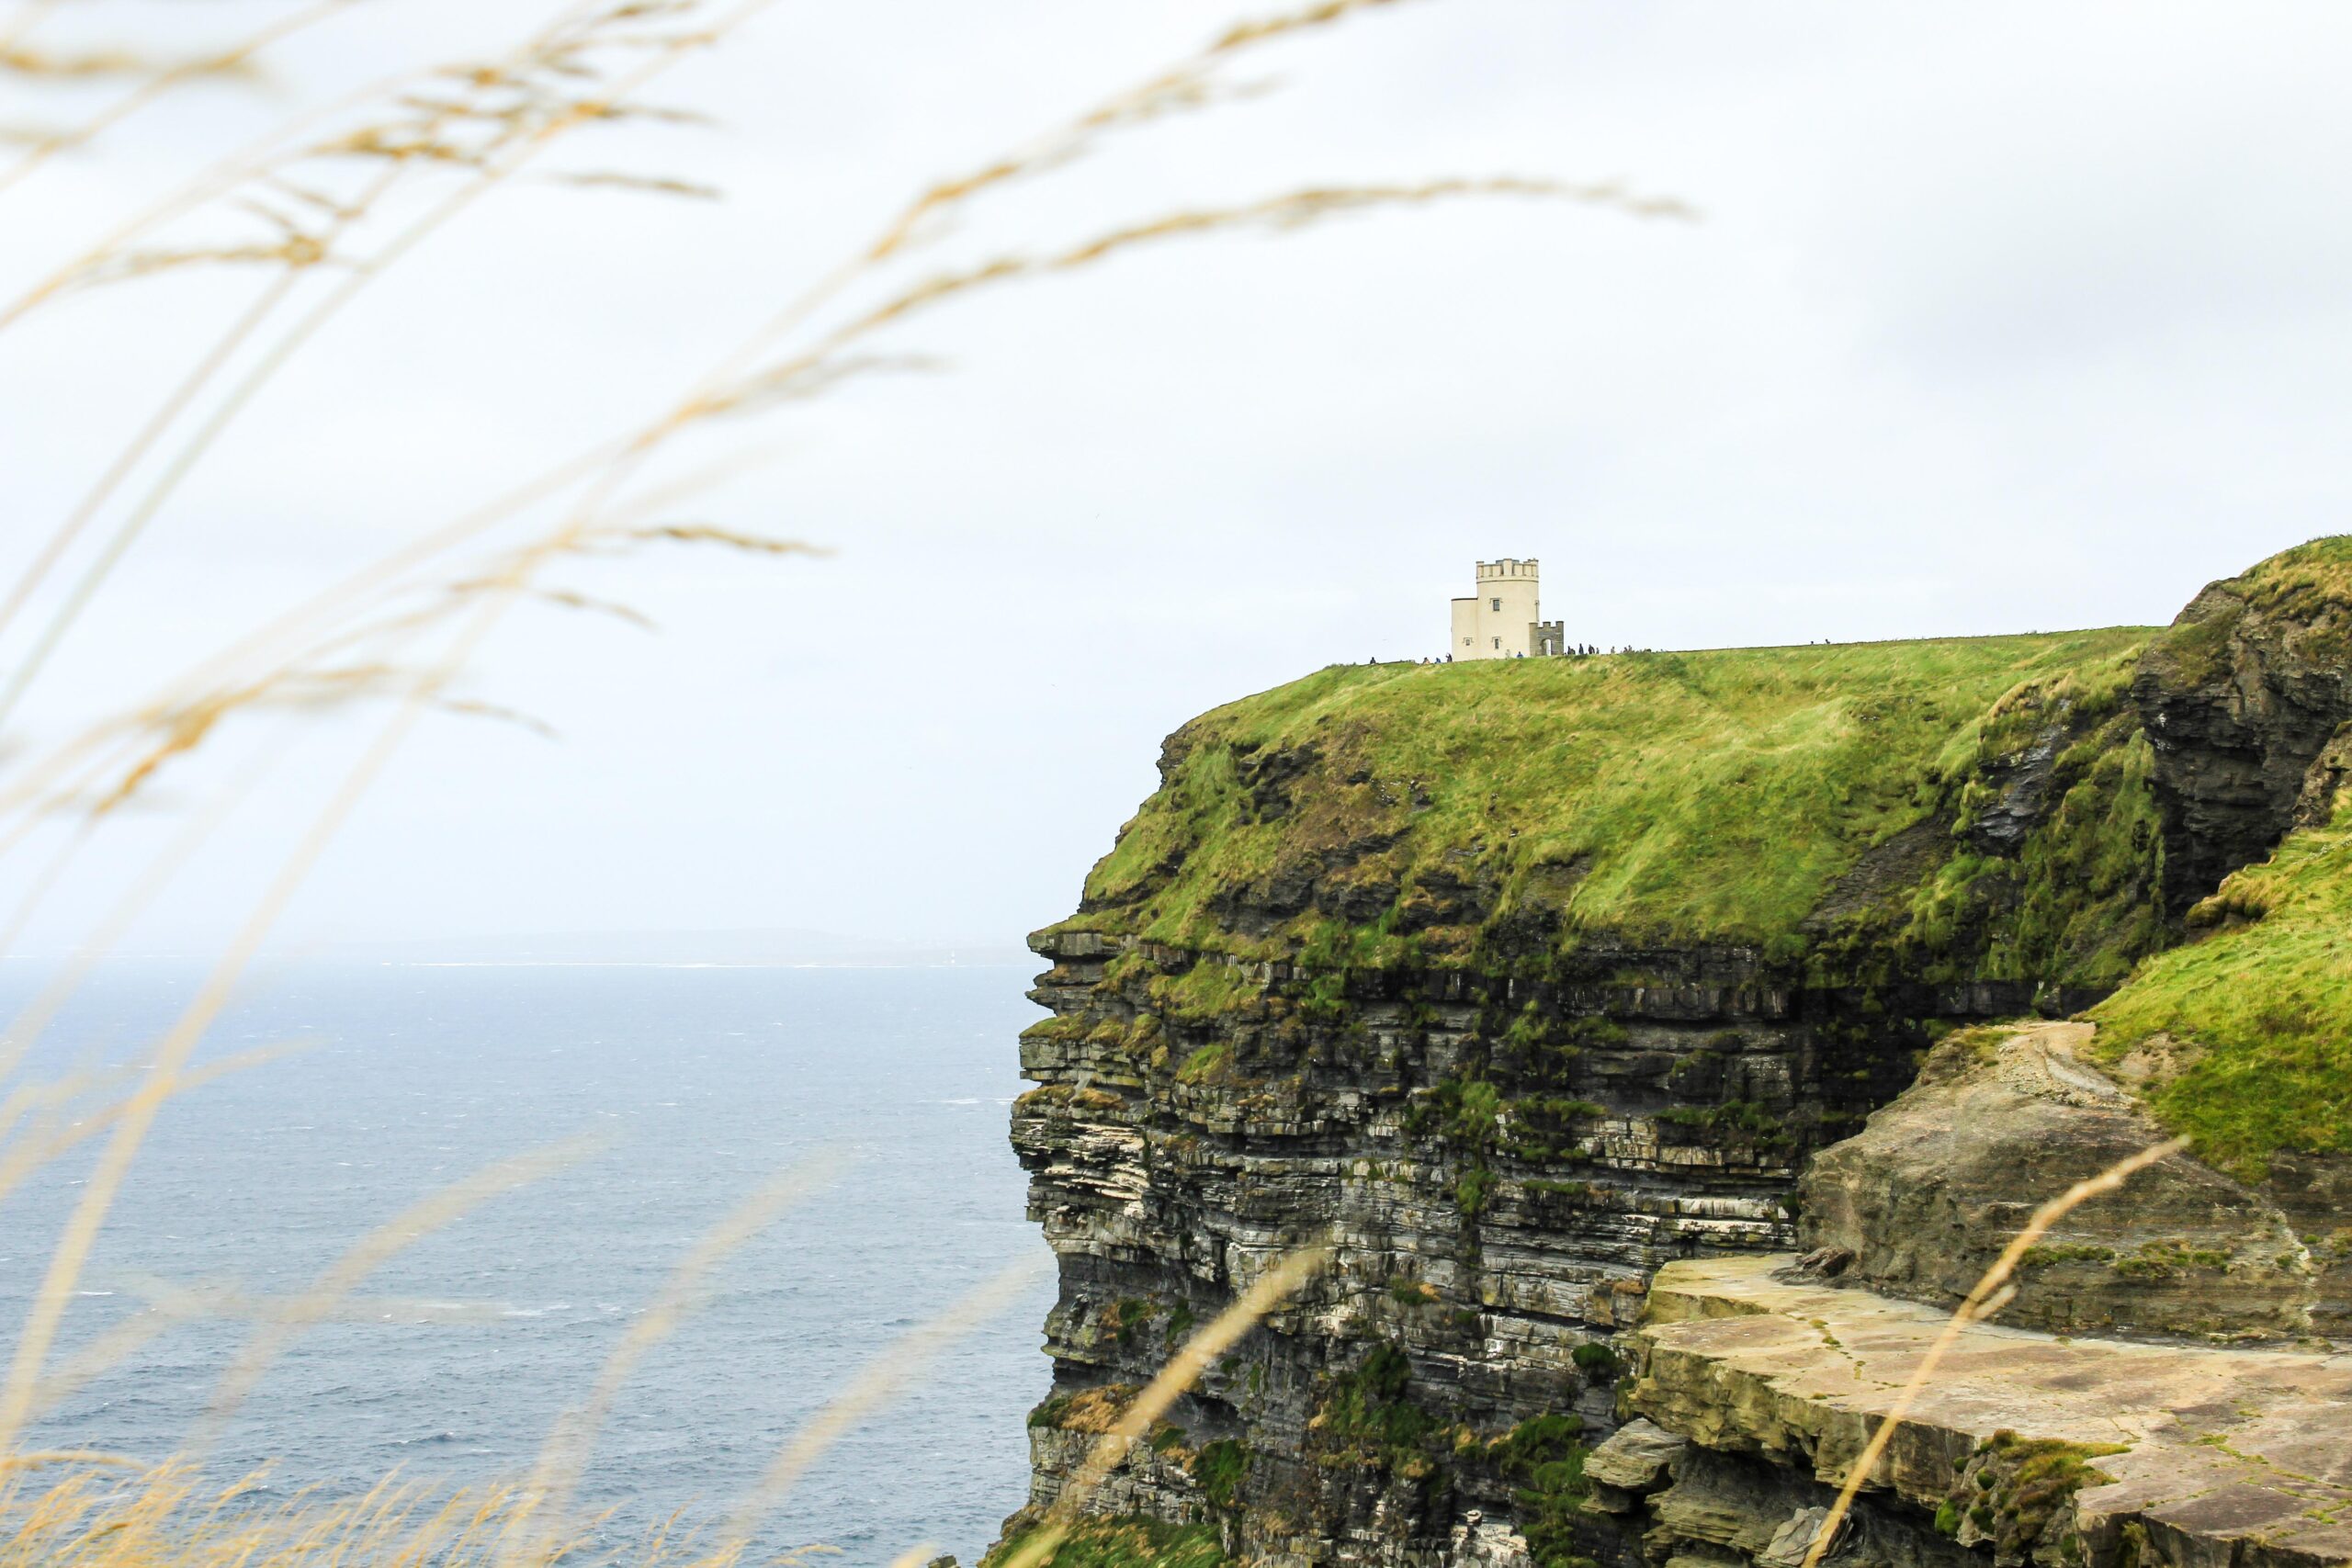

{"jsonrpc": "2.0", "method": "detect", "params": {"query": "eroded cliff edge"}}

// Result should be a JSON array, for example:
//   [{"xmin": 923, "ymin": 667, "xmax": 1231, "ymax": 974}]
[{"xmin": 996, "ymin": 540, "xmax": 2352, "ymax": 1568}]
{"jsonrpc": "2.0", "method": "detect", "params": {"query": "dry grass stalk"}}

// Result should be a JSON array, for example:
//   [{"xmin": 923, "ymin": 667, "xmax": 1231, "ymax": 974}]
[
  {"xmin": 0, "ymin": 434, "xmax": 684, "ymax": 841},
  {"xmin": 0, "ymin": 1461, "xmax": 571, "ymax": 1568},
  {"xmin": 503, "ymin": 1155, "xmax": 842, "ymax": 1562},
  {"xmin": 857, "ymin": 0, "xmax": 1416, "ymax": 277},
  {"xmin": 0, "ymin": 597, "xmax": 593, "ymax": 1438},
  {"xmin": 0, "ymin": 3, "xmax": 814, "ymax": 1381},
  {"xmin": 0, "ymin": 0, "xmax": 366, "ymax": 197},
  {"xmin": 710, "ymin": 1254, "xmax": 1053, "ymax": 1556},
  {"xmin": 0, "ymin": 637, "xmax": 512, "ymax": 1458},
  {"xmin": 0, "ymin": 0, "xmax": 1591, "ymax": 1453},
  {"xmin": 0, "ymin": 1447, "xmax": 147, "ymax": 1473},
  {"xmin": 0, "ymin": 0, "xmax": 67, "ymax": 59},
  {"xmin": 0, "ymin": 1069, "xmax": 109, "ymax": 1151},
  {"xmin": 0, "ymin": 0, "xmax": 1674, "ymax": 854},
  {"xmin": 0, "ymin": 0, "xmax": 786, "ymax": 738},
  {"xmin": 0, "ymin": 0, "xmax": 1651, "ymax": 1046},
  {"xmin": 718, "ymin": 175, "xmax": 1683, "ymax": 423},
  {"xmin": 0, "ymin": 1044, "xmax": 300, "ymax": 1212},
  {"xmin": 93, "ymin": 164, "xmax": 1622, "ymax": 788},
  {"xmin": 1792, "ymin": 1137, "xmax": 2193, "ymax": 1568},
  {"xmin": 0, "ymin": 277, "xmax": 298, "ymax": 670},
  {"xmin": 0, "ymin": 1450, "xmax": 834, "ymax": 1566},
  {"xmin": 28, "ymin": 1286, "xmax": 527, "ymax": 1431},
  {"xmin": 0, "ymin": 6, "xmax": 1651, "ymax": 1557},
  {"xmin": 188, "ymin": 1136, "xmax": 608, "ymax": 1453},
  {"xmin": 0, "ymin": 723, "xmax": 305, "ymax": 1091},
  {"xmin": 0, "ymin": 0, "xmax": 719, "ymax": 328},
  {"xmin": 993, "ymin": 1247, "xmax": 1330, "ymax": 1568}
]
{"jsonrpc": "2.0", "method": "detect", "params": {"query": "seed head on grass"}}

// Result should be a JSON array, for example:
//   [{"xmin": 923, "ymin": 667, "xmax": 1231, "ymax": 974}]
[
  {"xmin": 994, "ymin": 1247, "xmax": 1329, "ymax": 1568},
  {"xmin": 0, "ymin": 3, "xmax": 1671, "ymax": 1560}
]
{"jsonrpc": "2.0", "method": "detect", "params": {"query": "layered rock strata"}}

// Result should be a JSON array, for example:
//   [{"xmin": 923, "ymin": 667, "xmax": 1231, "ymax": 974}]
[
  {"xmin": 1009, "ymin": 928, "xmax": 1826, "ymax": 1567},
  {"xmin": 997, "ymin": 542, "xmax": 2352, "ymax": 1568},
  {"xmin": 2137, "ymin": 570, "xmax": 2352, "ymax": 911}
]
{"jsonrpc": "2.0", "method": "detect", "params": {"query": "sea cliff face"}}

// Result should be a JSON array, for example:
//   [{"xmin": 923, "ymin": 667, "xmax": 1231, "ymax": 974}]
[{"xmin": 997, "ymin": 542, "xmax": 2352, "ymax": 1568}]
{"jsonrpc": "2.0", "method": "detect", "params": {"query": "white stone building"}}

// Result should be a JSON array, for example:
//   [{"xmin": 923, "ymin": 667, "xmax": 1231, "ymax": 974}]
[{"xmin": 1449, "ymin": 558, "xmax": 1566, "ymax": 660}]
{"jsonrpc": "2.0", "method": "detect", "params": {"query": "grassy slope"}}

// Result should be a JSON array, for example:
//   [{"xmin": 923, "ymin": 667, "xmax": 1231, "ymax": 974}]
[
  {"xmin": 2091, "ymin": 798, "xmax": 2352, "ymax": 1179},
  {"xmin": 2086, "ymin": 538, "xmax": 2352, "ymax": 1180},
  {"xmin": 1079, "ymin": 628, "xmax": 2153, "ymax": 964},
  {"xmin": 1064, "ymin": 536, "xmax": 2352, "ymax": 1190},
  {"xmin": 986, "ymin": 1519, "xmax": 1227, "ymax": 1568}
]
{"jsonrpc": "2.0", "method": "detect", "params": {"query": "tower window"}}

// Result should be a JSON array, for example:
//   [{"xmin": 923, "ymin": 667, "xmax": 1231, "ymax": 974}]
[
  {"xmin": 1491, "ymin": 637, "xmax": 1500, "ymax": 649},
  {"xmin": 1490, "ymin": 597, "xmax": 1501, "ymax": 612}
]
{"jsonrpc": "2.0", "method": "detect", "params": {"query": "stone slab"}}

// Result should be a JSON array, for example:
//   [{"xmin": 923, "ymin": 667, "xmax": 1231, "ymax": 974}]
[{"xmin": 1634, "ymin": 1256, "xmax": 2352, "ymax": 1568}]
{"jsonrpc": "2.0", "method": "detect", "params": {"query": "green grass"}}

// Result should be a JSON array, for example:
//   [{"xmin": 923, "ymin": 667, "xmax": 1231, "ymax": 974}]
[
  {"xmin": 987, "ymin": 1519, "xmax": 1228, "ymax": 1568},
  {"xmin": 2018, "ymin": 1243, "xmax": 2117, "ymax": 1269},
  {"xmin": 2090, "ymin": 795, "xmax": 2352, "ymax": 1180},
  {"xmin": 1315, "ymin": 1344, "xmax": 1442, "ymax": 1472},
  {"xmin": 1067, "ymin": 628, "xmax": 2154, "ymax": 970},
  {"xmin": 1488, "ymin": 1415, "xmax": 1595, "ymax": 1568},
  {"xmin": 2232, "ymin": 536, "xmax": 2352, "ymax": 609},
  {"xmin": 1569, "ymin": 1341, "xmax": 1623, "ymax": 1382},
  {"xmin": 1191, "ymin": 1438, "xmax": 1250, "ymax": 1509},
  {"xmin": 2085, "ymin": 538, "xmax": 2352, "ymax": 1180},
  {"xmin": 1149, "ymin": 959, "xmax": 1259, "ymax": 1024},
  {"xmin": 1174, "ymin": 1041, "xmax": 1233, "ymax": 1084},
  {"xmin": 1943, "ymin": 1432, "xmax": 2129, "ymax": 1561},
  {"xmin": 2141, "ymin": 536, "xmax": 2352, "ymax": 687},
  {"xmin": 1063, "ymin": 537, "xmax": 2352, "ymax": 1181}
]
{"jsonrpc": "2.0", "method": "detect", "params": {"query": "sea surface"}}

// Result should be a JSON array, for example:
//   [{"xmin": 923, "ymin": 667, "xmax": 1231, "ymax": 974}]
[{"xmin": 0, "ymin": 959, "xmax": 1056, "ymax": 1565}]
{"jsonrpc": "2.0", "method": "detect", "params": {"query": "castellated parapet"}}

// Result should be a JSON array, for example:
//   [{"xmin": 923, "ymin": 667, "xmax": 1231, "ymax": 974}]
[{"xmin": 1451, "ymin": 558, "xmax": 1548, "ymax": 659}]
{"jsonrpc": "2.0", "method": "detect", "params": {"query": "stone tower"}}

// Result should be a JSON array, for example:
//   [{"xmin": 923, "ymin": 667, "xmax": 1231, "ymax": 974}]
[{"xmin": 1449, "ymin": 558, "xmax": 1561, "ymax": 659}]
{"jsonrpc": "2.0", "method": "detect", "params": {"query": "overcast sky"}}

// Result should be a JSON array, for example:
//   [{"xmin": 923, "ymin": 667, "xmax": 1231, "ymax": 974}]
[{"xmin": 2, "ymin": 0, "xmax": 2347, "ymax": 957}]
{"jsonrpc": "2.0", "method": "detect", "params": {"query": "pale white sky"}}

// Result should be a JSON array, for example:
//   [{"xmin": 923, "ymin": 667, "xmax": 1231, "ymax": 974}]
[{"xmin": 2, "ymin": 1, "xmax": 2347, "ymax": 954}]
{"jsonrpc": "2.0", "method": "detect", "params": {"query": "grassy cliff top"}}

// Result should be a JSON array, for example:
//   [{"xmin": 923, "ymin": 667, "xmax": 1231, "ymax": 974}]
[
  {"xmin": 2092, "ymin": 798, "xmax": 2352, "ymax": 1180},
  {"xmin": 1074, "ymin": 626, "xmax": 2154, "ymax": 959},
  {"xmin": 2222, "ymin": 534, "xmax": 2352, "ymax": 605},
  {"xmin": 2141, "ymin": 536, "xmax": 2352, "ymax": 687}
]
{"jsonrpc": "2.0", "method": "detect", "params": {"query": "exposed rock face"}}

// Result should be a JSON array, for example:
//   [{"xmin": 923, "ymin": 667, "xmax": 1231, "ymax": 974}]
[
  {"xmin": 1003, "ymin": 795, "xmax": 2168, "ymax": 1563},
  {"xmin": 2290, "ymin": 724, "xmax": 2352, "ymax": 830},
  {"xmin": 1007, "ymin": 927, "xmax": 1859, "ymax": 1568},
  {"xmin": 1796, "ymin": 1022, "xmax": 2326, "ymax": 1339},
  {"xmin": 998, "ymin": 542, "xmax": 2352, "ymax": 1568},
  {"xmin": 1623, "ymin": 1257, "xmax": 2352, "ymax": 1568},
  {"xmin": 2136, "ymin": 571, "xmax": 2352, "ymax": 912}
]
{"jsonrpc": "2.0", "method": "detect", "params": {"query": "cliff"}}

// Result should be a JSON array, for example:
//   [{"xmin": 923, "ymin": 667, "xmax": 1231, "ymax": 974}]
[{"xmin": 996, "ymin": 540, "xmax": 2352, "ymax": 1568}]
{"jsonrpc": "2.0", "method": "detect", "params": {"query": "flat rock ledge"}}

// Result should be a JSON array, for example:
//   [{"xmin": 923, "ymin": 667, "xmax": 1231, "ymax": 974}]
[{"xmin": 1626, "ymin": 1255, "xmax": 2352, "ymax": 1568}]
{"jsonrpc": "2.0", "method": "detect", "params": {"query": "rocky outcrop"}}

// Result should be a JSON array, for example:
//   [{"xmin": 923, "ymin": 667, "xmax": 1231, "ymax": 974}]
[
  {"xmin": 1001, "ymin": 772, "xmax": 2165, "ymax": 1564},
  {"xmin": 998, "ymin": 542, "xmax": 2352, "ymax": 1568},
  {"xmin": 1004, "ymin": 928, "xmax": 1831, "ymax": 1568},
  {"xmin": 1795, "ymin": 1022, "xmax": 2326, "ymax": 1340},
  {"xmin": 1620, "ymin": 1257, "xmax": 2352, "ymax": 1568},
  {"xmin": 2136, "ymin": 559, "xmax": 2352, "ymax": 911},
  {"xmin": 2290, "ymin": 724, "xmax": 2352, "ymax": 830}
]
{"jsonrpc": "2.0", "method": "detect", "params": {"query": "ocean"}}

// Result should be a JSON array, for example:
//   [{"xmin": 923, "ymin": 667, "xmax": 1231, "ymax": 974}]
[{"xmin": 0, "ymin": 959, "xmax": 1057, "ymax": 1565}]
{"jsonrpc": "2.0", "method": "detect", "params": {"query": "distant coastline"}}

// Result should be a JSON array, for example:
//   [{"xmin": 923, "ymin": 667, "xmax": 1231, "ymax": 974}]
[{"xmin": 1, "ymin": 930, "xmax": 1035, "ymax": 970}]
